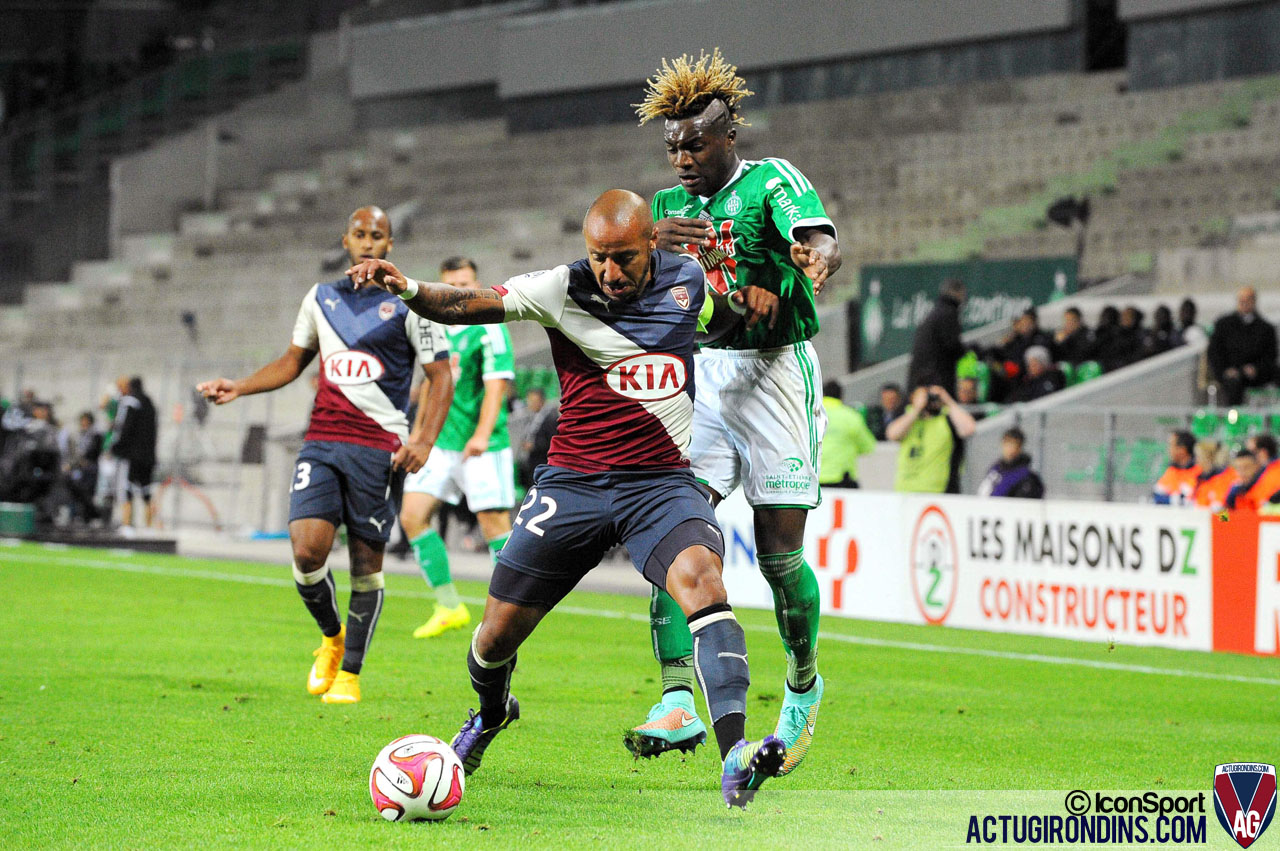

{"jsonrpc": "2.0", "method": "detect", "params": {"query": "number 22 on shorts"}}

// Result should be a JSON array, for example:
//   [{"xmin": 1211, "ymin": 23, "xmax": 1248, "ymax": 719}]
[{"xmin": 514, "ymin": 487, "xmax": 557, "ymax": 537}]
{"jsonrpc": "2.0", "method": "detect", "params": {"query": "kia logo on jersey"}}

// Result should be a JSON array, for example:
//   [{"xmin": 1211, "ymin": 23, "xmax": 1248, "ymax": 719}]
[
  {"xmin": 604, "ymin": 353, "xmax": 687, "ymax": 401},
  {"xmin": 324, "ymin": 350, "xmax": 385, "ymax": 385}
]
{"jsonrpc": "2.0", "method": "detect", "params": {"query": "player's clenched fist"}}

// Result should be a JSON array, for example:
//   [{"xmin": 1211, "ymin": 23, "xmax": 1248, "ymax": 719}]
[
  {"xmin": 654, "ymin": 217, "xmax": 715, "ymax": 252},
  {"xmin": 196, "ymin": 378, "xmax": 240, "ymax": 405},
  {"xmin": 733, "ymin": 286, "xmax": 779, "ymax": 330},
  {"xmin": 392, "ymin": 438, "xmax": 431, "ymax": 474},
  {"xmin": 347, "ymin": 258, "xmax": 408, "ymax": 294}
]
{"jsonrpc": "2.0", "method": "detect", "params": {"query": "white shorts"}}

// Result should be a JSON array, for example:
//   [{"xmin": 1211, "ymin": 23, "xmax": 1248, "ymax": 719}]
[
  {"xmin": 691, "ymin": 341, "xmax": 826, "ymax": 509},
  {"xmin": 403, "ymin": 446, "xmax": 515, "ymax": 513}
]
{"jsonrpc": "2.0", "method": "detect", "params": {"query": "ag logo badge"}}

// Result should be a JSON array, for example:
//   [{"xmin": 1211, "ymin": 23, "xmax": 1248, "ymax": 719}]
[
  {"xmin": 909, "ymin": 505, "xmax": 957, "ymax": 624},
  {"xmin": 1215, "ymin": 763, "xmax": 1276, "ymax": 848},
  {"xmin": 671, "ymin": 286, "xmax": 690, "ymax": 310},
  {"xmin": 378, "ymin": 301, "xmax": 396, "ymax": 321}
]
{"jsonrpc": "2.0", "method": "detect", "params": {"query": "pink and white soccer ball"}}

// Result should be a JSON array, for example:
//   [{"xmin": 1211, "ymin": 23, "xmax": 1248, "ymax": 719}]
[{"xmin": 369, "ymin": 734, "xmax": 465, "ymax": 822}]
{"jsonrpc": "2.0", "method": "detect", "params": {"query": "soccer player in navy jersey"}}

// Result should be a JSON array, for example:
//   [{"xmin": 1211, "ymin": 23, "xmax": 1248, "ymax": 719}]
[
  {"xmin": 349, "ymin": 190, "xmax": 784, "ymax": 807},
  {"xmin": 198, "ymin": 206, "xmax": 453, "ymax": 704}
]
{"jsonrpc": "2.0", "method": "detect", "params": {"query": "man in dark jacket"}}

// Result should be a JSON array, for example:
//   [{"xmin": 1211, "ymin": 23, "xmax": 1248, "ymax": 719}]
[
  {"xmin": 112, "ymin": 376, "xmax": 159, "ymax": 528},
  {"xmin": 1053, "ymin": 307, "xmax": 1094, "ymax": 365},
  {"xmin": 977, "ymin": 427, "xmax": 1045, "ymax": 499},
  {"xmin": 1208, "ymin": 287, "xmax": 1277, "ymax": 405},
  {"xmin": 907, "ymin": 277, "xmax": 966, "ymax": 396},
  {"xmin": 1008, "ymin": 346, "xmax": 1066, "ymax": 403}
]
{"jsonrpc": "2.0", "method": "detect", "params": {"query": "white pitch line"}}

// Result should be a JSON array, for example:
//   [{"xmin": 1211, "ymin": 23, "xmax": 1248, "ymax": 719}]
[{"xmin": 7, "ymin": 548, "xmax": 1280, "ymax": 687}]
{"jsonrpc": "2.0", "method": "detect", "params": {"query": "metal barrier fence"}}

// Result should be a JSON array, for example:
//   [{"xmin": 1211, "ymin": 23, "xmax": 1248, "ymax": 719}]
[{"xmin": 960, "ymin": 405, "xmax": 1252, "ymax": 503}]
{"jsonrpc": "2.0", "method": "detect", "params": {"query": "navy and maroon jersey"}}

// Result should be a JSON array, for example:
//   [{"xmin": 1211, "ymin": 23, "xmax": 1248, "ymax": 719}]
[
  {"xmin": 494, "ymin": 251, "xmax": 705, "ymax": 472},
  {"xmin": 292, "ymin": 278, "xmax": 450, "ymax": 453}
]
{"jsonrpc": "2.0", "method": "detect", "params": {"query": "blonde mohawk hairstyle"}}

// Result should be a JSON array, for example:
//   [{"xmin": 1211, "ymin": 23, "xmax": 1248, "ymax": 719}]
[{"xmin": 634, "ymin": 48, "xmax": 753, "ymax": 126}]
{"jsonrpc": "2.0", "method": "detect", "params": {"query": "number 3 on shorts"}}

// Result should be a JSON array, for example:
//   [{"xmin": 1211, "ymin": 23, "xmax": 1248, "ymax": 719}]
[
  {"xmin": 293, "ymin": 462, "xmax": 312, "ymax": 491},
  {"xmin": 514, "ymin": 487, "xmax": 557, "ymax": 537}
]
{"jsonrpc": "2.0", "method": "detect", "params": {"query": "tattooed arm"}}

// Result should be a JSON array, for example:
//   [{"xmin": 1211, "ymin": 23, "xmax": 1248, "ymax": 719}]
[{"xmin": 347, "ymin": 258, "xmax": 507, "ymax": 325}]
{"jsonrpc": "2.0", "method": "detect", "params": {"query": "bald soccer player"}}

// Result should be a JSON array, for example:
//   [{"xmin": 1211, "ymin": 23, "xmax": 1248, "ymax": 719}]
[
  {"xmin": 198, "ymin": 206, "xmax": 454, "ymax": 704},
  {"xmin": 348, "ymin": 190, "xmax": 787, "ymax": 808}
]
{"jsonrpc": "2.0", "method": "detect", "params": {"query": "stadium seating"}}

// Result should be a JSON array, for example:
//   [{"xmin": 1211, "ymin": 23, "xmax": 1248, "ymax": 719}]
[{"xmin": 7, "ymin": 65, "xmax": 1280, "ymax": 456}]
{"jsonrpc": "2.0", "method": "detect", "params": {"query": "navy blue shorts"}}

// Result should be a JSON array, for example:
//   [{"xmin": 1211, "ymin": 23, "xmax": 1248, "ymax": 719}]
[
  {"xmin": 491, "ymin": 465, "xmax": 725, "ymax": 610},
  {"xmin": 288, "ymin": 440, "xmax": 395, "ymax": 543}
]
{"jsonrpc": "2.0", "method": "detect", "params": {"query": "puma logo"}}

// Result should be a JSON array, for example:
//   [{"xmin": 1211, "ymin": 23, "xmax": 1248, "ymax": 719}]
[
  {"xmin": 368, "ymin": 516, "xmax": 387, "ymax": 533},
  {"xmin": 323, "ymin": 297, "xmax": 340, "ymax": 310},
  {"xmin": 717, "ymin": 651, "xmax": 749, "ymax": 664},
  {"xmin": 349, "ymin": 610, "xmax": 366, "ymax": 623},
  {"xmin": 589, "ymin": 294, "xmax": 611, "ymax": 307}
]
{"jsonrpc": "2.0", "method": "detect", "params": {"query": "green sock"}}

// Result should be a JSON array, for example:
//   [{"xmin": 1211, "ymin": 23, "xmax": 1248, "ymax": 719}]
[
  {"xmin": 486, "ymin": 533, "xmax": 509, "ymax": 565},
  {"xmin": 650, "ymin": 586, "xmax": 695, "ymax": 697},
  {"xmin": 757, "ymin": 548, "xmax": 821, "ymax": 692},
  {"xmin": 410, "ymin": 529, "xmax": 459, "ymax": 608}
]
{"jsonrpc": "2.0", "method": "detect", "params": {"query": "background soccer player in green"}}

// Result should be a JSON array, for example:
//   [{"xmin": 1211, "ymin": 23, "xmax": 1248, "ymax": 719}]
[
  {"xmin": 401, "ymin": 257, "xmax": 516, "ymax": 638},
  {"xmin": 628, "ymin": 50, "xmax": 841, "ymax": 777}
]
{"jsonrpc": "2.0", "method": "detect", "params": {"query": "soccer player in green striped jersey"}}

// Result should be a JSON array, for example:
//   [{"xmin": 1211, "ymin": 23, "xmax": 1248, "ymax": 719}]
[
  {"xmin": 627, "ymin": 50, "xmax": 841, "ymax": 777},
  {"xmin": 401, "ymin": 257, "xmax": 516, "ymax": 639}
]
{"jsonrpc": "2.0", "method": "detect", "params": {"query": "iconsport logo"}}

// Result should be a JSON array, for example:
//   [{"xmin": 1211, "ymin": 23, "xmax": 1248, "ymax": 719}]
[
  {"xmin": 323, "ymin": 350, "xmax": 385, "ymax": 386},
  {"xmin": 604, "ymin": 353, "xmax": 687, "ymax": 401},
  {"xmin": 910, "ymin": 505, "xmax": 958, "ymax": 624},
  {"xmin": 1215, "ymin": 763, "xmax": 1276, "ymax": 848}
]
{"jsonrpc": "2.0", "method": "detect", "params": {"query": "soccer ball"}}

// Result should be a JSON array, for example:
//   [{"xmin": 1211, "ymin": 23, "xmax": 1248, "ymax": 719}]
[{"xmin": 369, "ymin": 734, "xmax": 465, "ymax": 822}]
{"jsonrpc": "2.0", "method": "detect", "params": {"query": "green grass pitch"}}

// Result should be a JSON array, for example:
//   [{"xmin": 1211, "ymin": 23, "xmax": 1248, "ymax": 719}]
[{"xmin": 2, "ymin": 541, "xmax": 1278, "ymax": 849}]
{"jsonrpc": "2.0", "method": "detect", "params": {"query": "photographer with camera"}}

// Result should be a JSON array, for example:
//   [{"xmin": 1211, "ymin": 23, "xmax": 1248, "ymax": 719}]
[{"xmin": 886, "ymin": 383, "xmax": 977, "ymax": 494}]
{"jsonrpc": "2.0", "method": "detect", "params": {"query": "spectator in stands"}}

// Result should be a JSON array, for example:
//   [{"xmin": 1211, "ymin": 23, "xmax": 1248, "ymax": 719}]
[
  {"xmin": 111, "ymin": 376, "xmax": 158, "ymax": 529},
  {"xmin": 866, "ymin": 382, "xmax": 905, "ymax": 441},
  {"xmin": 888, "ymin": 383, "xmax": 977, "ymax": 494},
  {"xmin": 513, "ymin": 387, "xmax": 556, "ymax": 489},
  {"xmin": 1193, "ymin": 439, "xmax": 1236, "ymax": 513},
  {"xmin": 1208, "ymin": 287, "xmax": 1277, "ymax": 405},
  {"xmin": 1144, "ymin": 305, "xmax": 1182, "ymax": 357},
  {"xmin": 1247, "ymin": 433, "xmax": 1278, "ymax": 469},
  {"xmin": 1227, "ymin": 434, "xmax": 1280, "ymax": 510},
  {"xmin": 1227, "ymin": 450, "xmax": 1265, "ymax": 511},
  {"xmin": 0, "ymin": 398, "xmax": 61, "ymax": 513},
  {"xmin": 1178, "ymin": 298, "xmax": 1208, "ymax": 346},
  {"xmin": 956, "ymin": 377, "xmax": 981, "ymax": 405},
  {"xmin": 1090, "ymin": 305, "xmax": 1120, "ymax": 368},
  {"xmin": 1153, "ymin": 430, "xmax": 1200, "ymax": 505},
  {"xmin": 976, "ymin": 427, "xmax": 1044, "ymax": 499},
  {"xmin": 819, "ymin": 380, "xmax": 877, "ymax": 488},
  {"xmin": 526, "ymin": 395, "xmax": 559, "ymax": 478},
  {"xmin": 1008, "ymin": 346, "xmax": 1065, "ymax": 403},
  {"xmin": 66, "ymin": 411, "xmax": 103, "ymax": 522},
  {"xmin": 1053, "ymin": 307, "xmax": 1094, "ymax": 365},
  {"xmin": 907, "ymin": 277, "xmax": 966, "ymax": 397},
  {"xmin": 997, "ymin": 308, "xmax": 1054, "ymax": 371}
]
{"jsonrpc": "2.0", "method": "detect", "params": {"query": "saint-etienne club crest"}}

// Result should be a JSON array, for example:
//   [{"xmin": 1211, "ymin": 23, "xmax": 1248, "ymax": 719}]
[
  {"xmin": 724, "ymin": 191, "xmax": 742, "ymax": 216},
  {"xmin": 1214, "ymin": 763, "xmax": 1277, "ymax": 848},
  {"xmin": 670, "ymin": 286, "xmax": 690, "ymax": 310}
]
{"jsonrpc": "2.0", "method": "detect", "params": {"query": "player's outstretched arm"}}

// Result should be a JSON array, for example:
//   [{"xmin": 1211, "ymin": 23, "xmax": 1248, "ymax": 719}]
[
  {"xmin": 348, "ymin": 259, "xmax": 506, "ymax": 325},
  {"xmin": 395, "ymin": 359, "xmax": 453, "ymax": 474},
  {"xmin": 196, "ymin": 345, "xmax": 316, "ymax": 405},
  {"xmin": 790, "ymin": 228, "xmax": 842, "ymax": 296}
]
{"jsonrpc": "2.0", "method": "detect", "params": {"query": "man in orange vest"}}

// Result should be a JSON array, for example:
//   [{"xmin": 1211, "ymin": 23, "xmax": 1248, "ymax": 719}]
[
  {"xmin": 1153, "ymin": 431, "xmax": 1201, "ymax": 505},
  {"xmin": 1227, "ymin": 437, "xmax": 1280, "ymax": 510},
  {"xmin": 1192, "ymin": 440, "xmax": 1237, "ymax": 512}
]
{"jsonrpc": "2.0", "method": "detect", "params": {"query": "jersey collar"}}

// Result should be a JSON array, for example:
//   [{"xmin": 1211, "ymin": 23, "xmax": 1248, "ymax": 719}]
[{"xmin": 697, "ymin": 157, "xmax": 749, "ymax": 204}]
